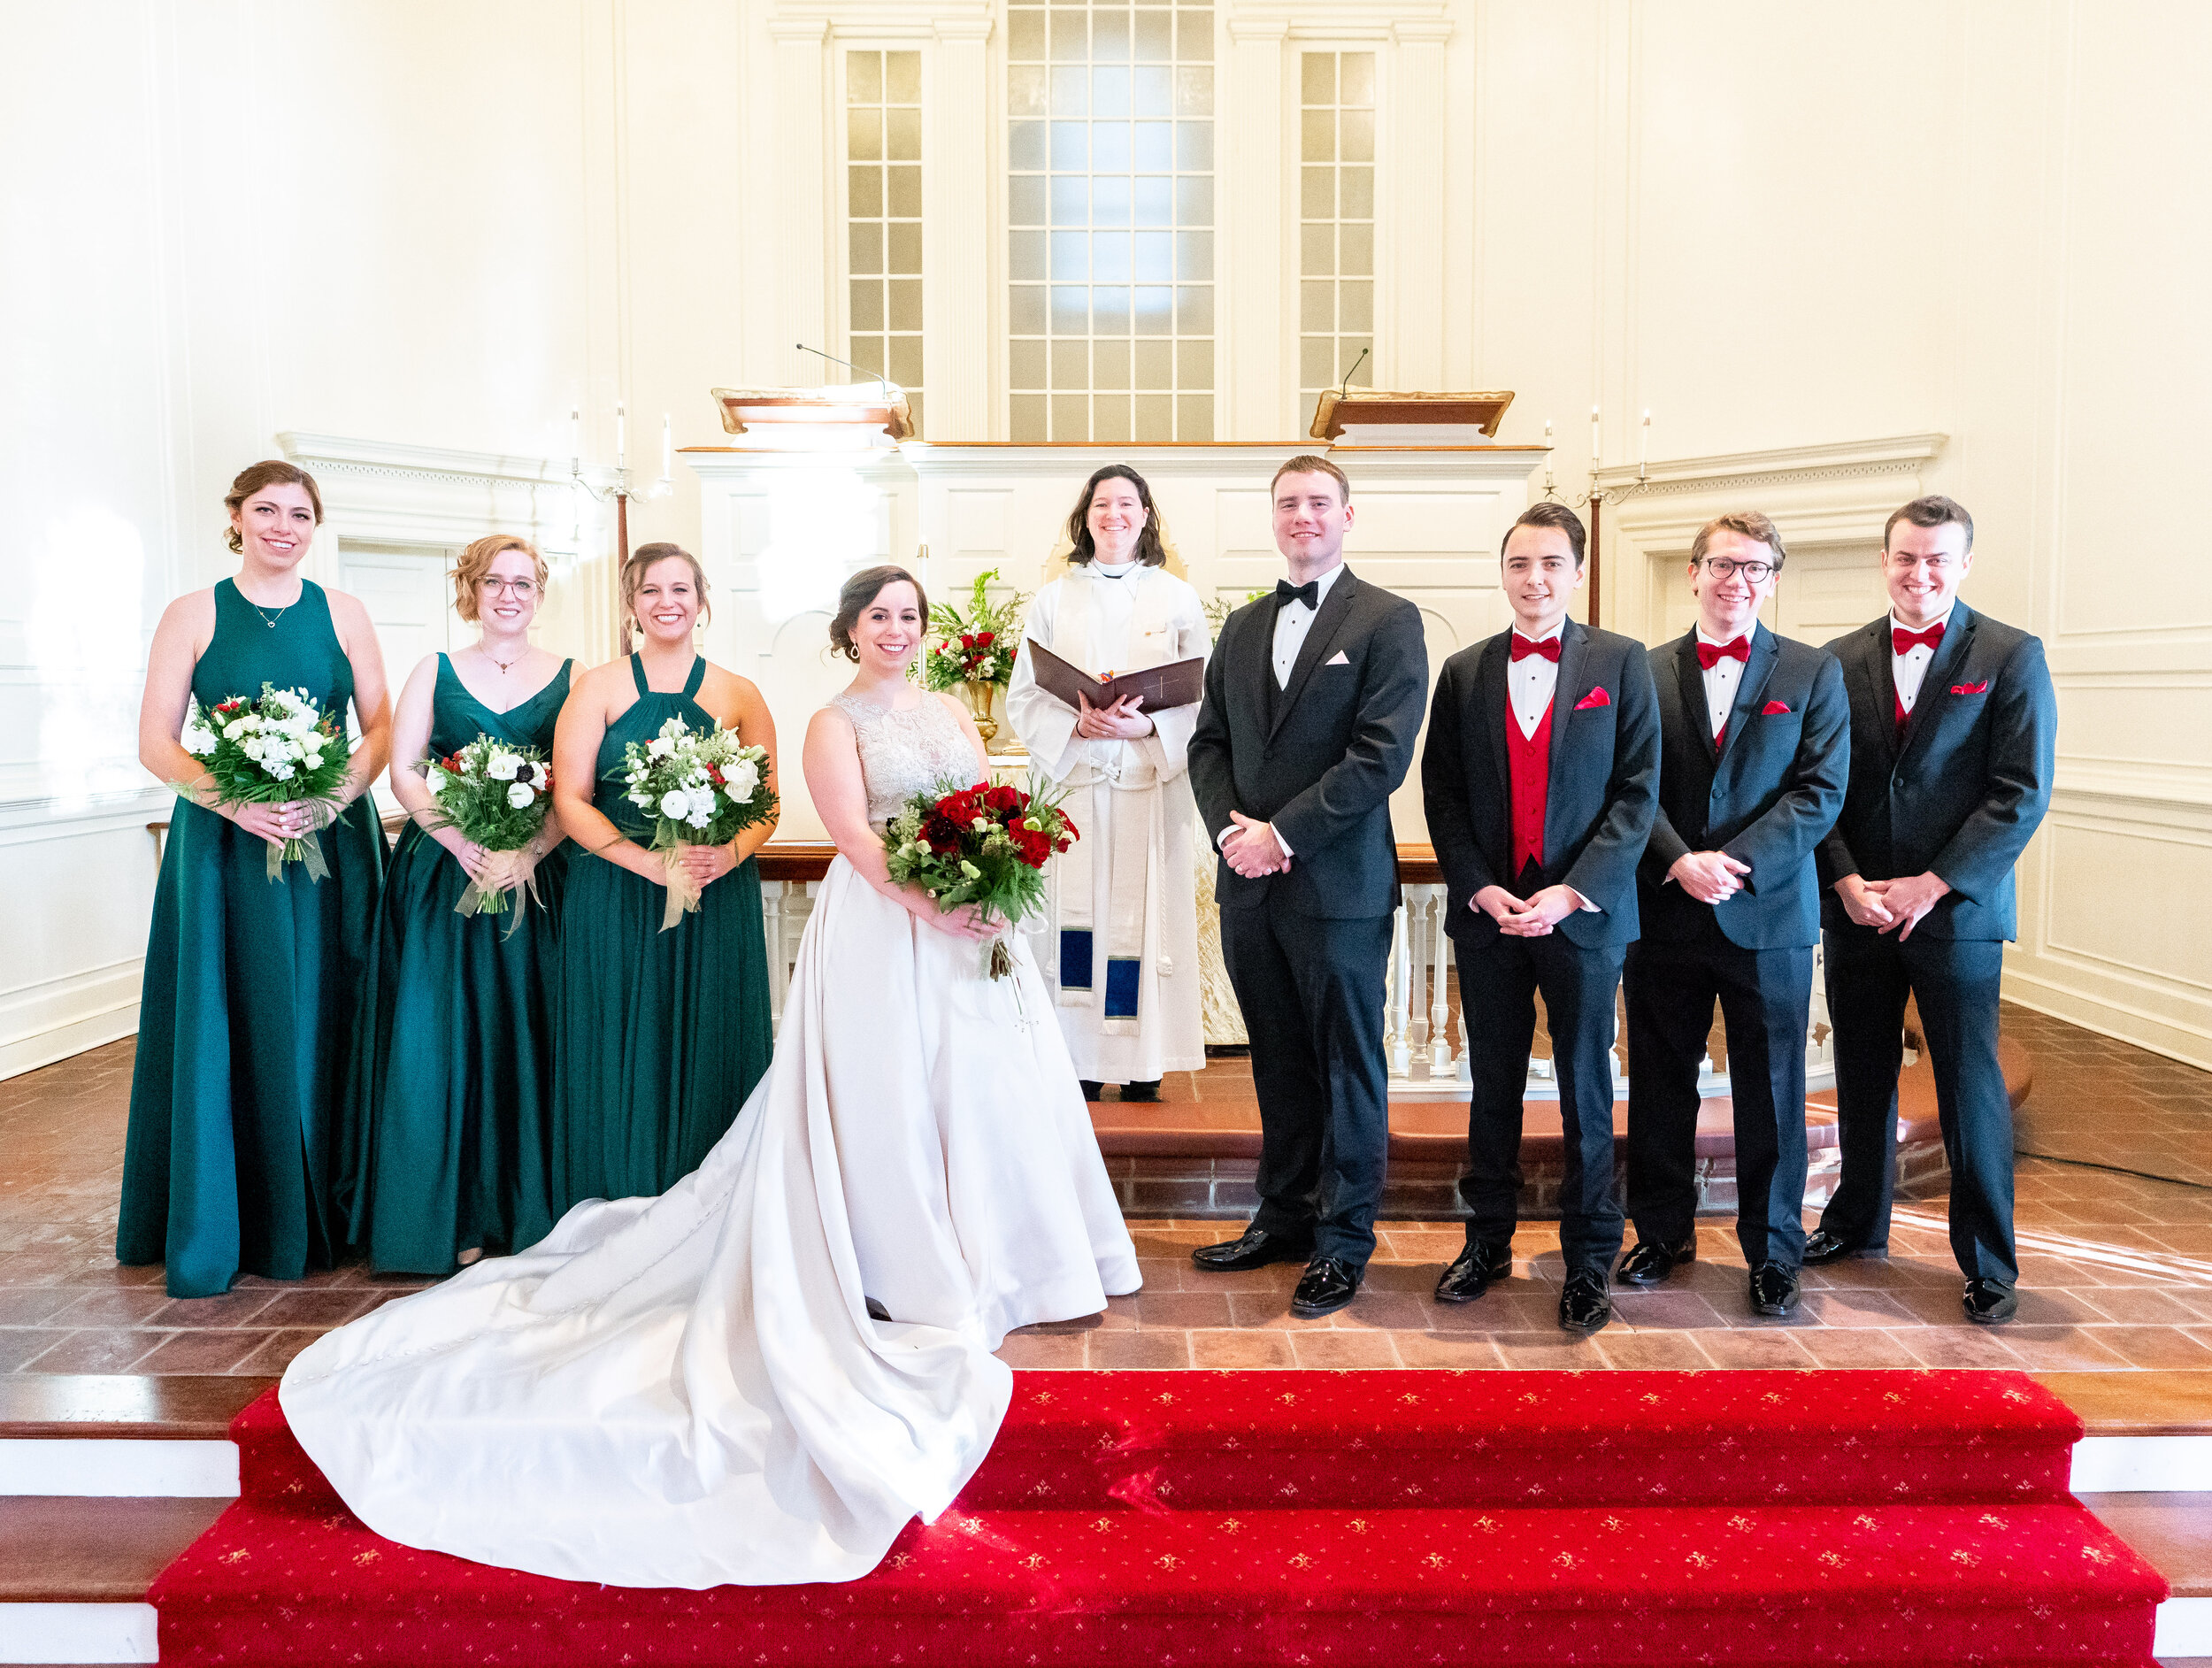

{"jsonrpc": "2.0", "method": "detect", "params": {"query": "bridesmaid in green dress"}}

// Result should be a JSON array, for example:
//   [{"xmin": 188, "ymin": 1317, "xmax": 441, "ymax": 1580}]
[
  {"xmin": 120, "ymin": 460, "xmax": 391, "ymax": 1298},
  {"xmin": 342, "ymin": 534, "xmax": 572, "ymax": 1274},
  {"xmin": 548, "ymin": 542, "xmax": 778, "ymax": 1210}
]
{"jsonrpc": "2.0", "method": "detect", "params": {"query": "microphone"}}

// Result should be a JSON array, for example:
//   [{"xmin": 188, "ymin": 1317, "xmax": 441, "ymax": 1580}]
[
  {"xmin": 795, "ymin": 342, "xmax": 893, "ymax": 398},
  {"xmin": 1338, "ymin": 346, "xmax": 1370, "ymax": 398}
]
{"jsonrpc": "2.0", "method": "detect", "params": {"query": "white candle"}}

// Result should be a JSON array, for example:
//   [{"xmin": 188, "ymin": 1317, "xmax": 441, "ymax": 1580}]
[
  {"xmin": 1543, "ymin": 419, "xmax": 1555, "ymax": 489},
  {"xmin": 661, "ymin": 412, "xmax": 672, "ymax": 480},
  {"xmin": 616, "ymin": 403, "xmax": 626, "ymax": 471},
  {"xmin": 1590, "ymin": 405, "xmax": 1601, "ymax": 465},
  {"xmin": 570, "ymin": 406, "xmax": 580, "ymax": 473},
  {"xmin": 1640, "ymin": 410, "xmax": 1651, "ymax": 466}
]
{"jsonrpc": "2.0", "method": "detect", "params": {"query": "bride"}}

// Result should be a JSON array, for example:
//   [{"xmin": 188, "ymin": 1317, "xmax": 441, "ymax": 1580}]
[{"xmin": 280, "ymin": 565, "xmax": 1140, "ymax": 1589}]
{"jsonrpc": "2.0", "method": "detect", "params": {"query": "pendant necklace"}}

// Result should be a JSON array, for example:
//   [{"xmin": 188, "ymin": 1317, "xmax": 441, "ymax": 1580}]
[
  {"xmin": 241, "ymin": 578, "xmax": 301, "ymax": 630},
  {"xmin": 484, "ymin": 647, "xmax": 523, "ymax": 674}
]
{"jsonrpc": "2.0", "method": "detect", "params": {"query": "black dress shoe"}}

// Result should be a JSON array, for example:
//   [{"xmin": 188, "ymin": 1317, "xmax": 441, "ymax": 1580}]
[
  {"xmin": 1191, "ymin": 1226, "xmax": 1313, "ymax": 1272},
  {"xmin": 1291, "ymin": 1257, "xmax": 1363, "ymax": 1318},
  {"xmin": 1617, "ymin": 1237, "xmax": 1695, "ymax": 1286},
  {"xmin": 864, "ymin": 1296, "xmax": 892, "ymax": 1322},
  {"xmin": 1747, "ymin": 1262, "xmax": 1801, "ymax": 1317},
  {"xmin": 1963, "ymin": 1279, "xmax": 2019, "ymax": 1325},
  {"xmin": 1434, "ymin": 1240, "xmax": 1515, "ymax": 1303},
  {"xmin": 1120, "ymin": 1079, "xmax": 1161, "ymax": 1103},
  {"xmin": 1802, "ymin": 1229, "xmax": 1886, "ymax": 1265},
  {"xmin": 1079, "ymin": 1080, "xmax": 1104, "ymax": 1102},
  {"xmin": 1558, "ymin": 1269, "xmax": 1612, "ymax": 1334}
]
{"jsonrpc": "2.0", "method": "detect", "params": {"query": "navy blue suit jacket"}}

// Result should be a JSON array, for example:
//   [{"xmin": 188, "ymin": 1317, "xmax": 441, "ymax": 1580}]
[
  {"xmin": 1638, "ymin": 624, "xmax": 1849, "ymax": 951},
  {"xmin": 1814, "ymin": 603, "xmax": 2056, "ymax": 942},
  {"xmin": 1421, "ymin": 619, "xmax": 1660, "ymax": 951}
]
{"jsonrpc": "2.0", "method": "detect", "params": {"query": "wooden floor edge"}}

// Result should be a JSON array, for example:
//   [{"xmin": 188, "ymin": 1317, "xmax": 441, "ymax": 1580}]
[{"xmin": 2036, "ymin": 1370, "xmax": 2212, "ymax": 1436}]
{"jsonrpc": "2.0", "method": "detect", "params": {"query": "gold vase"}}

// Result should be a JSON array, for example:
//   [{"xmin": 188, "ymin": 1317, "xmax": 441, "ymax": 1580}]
[{"xmin": 960, "ymin": 679, "xmax": 1002, "ymax": 747}]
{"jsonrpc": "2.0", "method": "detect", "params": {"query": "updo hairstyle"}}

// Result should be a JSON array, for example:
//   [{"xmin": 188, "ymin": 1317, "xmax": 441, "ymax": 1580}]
[
  {"xmin": 451, "ymin": 534, "xmax": 549, "ymax": 623},
  {"xmin": 224, "ymin": 460, "xmax": 324, "ymax": 554},
  {"xmin": 1064, "ymin": 464, "xmax": 1166, "ymax": 567},
  {"xmin": 619, "ymin": 542, "xmax": 711, "ymax": 651},
  {"xmin": 829, "ymin": 565, "xmax": 930, "ymax": 663}
]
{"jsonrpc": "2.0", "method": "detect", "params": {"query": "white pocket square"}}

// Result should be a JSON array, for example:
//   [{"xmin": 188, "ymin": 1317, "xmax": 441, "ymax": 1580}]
[{"xmin": 1325, "ymin": 650, "xmax": 1350, "ymax": 665}]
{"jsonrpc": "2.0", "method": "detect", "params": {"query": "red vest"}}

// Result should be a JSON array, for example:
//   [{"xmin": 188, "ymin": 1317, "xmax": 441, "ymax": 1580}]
[{"xmin": 1507, "ymin": 690, "xmax": 1553, "ymax": 876}]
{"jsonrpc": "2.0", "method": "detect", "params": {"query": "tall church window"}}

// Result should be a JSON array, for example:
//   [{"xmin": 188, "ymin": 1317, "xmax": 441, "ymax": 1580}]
[
  {"xmin": 1008, "ymin": 4, "xmax": 1216, "ymax": 442},
  {"xmin": 848, "ymin": 50, "xmax": 925, "ymax": 434},
  {"xmin": 1299, "ymin": 50, "xmax": 1375, "ymax": 433}
]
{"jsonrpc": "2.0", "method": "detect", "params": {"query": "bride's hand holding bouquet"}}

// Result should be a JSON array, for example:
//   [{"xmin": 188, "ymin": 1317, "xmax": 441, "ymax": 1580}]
[
  {"xmin": 883, "ymin": 778, "xmax": 1078, "ymax": 976},
  {"xmin": 618, "ymin": 714, "xmax": 778, "ymax": 930},
  {"xmin": 177, "ymin": 683, "xmax": 352, "ymax": 880}
]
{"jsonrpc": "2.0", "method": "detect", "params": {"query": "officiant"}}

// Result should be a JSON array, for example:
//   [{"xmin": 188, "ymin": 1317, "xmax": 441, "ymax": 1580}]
[{"xmin": 1008, "ymin": 465, "xmax": 1209, "ymax": 1101}]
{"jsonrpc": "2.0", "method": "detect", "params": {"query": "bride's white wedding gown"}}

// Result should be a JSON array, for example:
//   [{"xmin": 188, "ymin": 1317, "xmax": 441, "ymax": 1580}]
[{"xmin": 280, "ymin": 692, "xmax": 1141, "ymax": 1588}]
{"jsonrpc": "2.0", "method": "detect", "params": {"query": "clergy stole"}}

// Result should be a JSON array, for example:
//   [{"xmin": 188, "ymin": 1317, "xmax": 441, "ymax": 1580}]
[{"xmin": 1049, "ymin": 566, "xmax": 1179, "ymax": 1034}]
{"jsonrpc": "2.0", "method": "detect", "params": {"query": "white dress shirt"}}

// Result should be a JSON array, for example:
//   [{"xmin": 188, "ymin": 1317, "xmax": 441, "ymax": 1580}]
[
  {"xmin": 1696, "ymin": 626, "xmax": 1751, "ymax": 739},
  {"xmin": 1507, "ymin": 621, "xmax": 1566, "ymax": 740},
  {"xmin": 1271, "ymin": 561, "xmax": 1346, "ymax": 688},
  {"xmin": 1889, "ymin": 603, "xmax": 1956, "ymax": 716}
]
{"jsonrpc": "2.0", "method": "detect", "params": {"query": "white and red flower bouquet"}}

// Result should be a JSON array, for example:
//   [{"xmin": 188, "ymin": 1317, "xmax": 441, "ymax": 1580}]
[
  {"xmin": 179, "ymin": 683, "xmax": 350, "ymax": 880},
  {"xmin": 618, "ymin": 715, "xmax": 777, "ymax": 929},
  {"xmin": 423, "ymin": 738, "xmax": 556, "ymax": 923}
]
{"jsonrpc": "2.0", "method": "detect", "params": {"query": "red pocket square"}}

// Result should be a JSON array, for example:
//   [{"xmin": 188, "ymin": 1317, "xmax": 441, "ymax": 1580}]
[
  {"xmin": 1761, "ymin": 700, "xmax": 1793, "ymax": 716},
  {"xmin": 1572, "ymin": 688, "xmax": 1611, "ymax": 711},
  {"xmin": 1950, "ymin": 680, "xmax": 1990, "ymax": 696}
]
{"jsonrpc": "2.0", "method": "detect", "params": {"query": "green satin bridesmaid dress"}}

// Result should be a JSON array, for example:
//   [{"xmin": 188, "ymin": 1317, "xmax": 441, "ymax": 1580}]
[
  {"xmin": 118, "ymin": 579, "xmax": 388, "ymax": 1298},
  {"xmin": 549, "ymin": 652, "xmax": 772, "ymax": 1211},
  {"xmin": 340, "ymin": 655, "xmax": 573, "ymax": 1275}
]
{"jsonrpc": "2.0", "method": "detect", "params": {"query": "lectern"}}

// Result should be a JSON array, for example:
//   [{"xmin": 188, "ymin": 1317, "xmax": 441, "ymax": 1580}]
[
  {"xmin": 710, "ymin": 383, "xmax": 916, "ymax": 450},
  {"xmin": 1309, "ymin": 388, "xmax": 1515, "ymax": 446}
]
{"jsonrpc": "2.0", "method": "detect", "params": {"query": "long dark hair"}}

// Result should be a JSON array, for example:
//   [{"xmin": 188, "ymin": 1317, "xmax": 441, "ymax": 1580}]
[{"xmin": 1064, "ymin": 465, "xmax": 1166, "ymax": 567}]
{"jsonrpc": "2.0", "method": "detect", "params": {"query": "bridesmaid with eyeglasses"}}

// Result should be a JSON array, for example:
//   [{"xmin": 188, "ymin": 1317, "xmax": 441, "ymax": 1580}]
[
  {"xmin": 120, "ymin": 460, "xmax": 391, "ymax": 1297},
  {"xmin": 341, "ymin": 536, "xmax": 573, "ymax": 1275}
]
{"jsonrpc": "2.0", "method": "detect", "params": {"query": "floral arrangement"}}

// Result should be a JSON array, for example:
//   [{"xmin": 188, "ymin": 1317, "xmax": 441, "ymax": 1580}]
[
  {"xmin": 179, "ymin": 684, "xmax": 350, "ymax": 880},
  {"xmin": 423, "ymin": 737, "xmax": 556, "ymax": 920},
  {"xmin": 884, "ymin": 777, "xmax": 1077, "ymax": 977},
  {"xmin": 618, "ymin": 715, "xmax": 777, "ymax": 929},
  {"xmin": 921, "ymin": 568, "xmax": 1029, "ymax": 690}
]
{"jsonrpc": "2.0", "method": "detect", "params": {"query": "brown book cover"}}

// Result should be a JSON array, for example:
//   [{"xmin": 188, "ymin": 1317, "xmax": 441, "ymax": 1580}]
[{"xmin": 1024, "ymin": 640, "xmax": 1205, "ymax": 712}]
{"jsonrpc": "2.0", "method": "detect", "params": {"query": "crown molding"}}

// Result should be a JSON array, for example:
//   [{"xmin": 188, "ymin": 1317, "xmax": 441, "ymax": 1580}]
[
  {"xmin": 1594, "ymin": 433, "xmax": 1947, "ymax": 498},
  {"xmin": 276, "ymin": 433, "xmax": 611, "ymax": 562}
]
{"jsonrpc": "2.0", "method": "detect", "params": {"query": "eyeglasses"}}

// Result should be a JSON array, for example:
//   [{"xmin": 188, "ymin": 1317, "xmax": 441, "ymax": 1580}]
[
  {"xmin": 479, "ymin": 577, "xmax": 541, "ymax": 597},
  {"xmin": 1699, "ymin": 558, "xmax": 1775, "ymax": 582}
]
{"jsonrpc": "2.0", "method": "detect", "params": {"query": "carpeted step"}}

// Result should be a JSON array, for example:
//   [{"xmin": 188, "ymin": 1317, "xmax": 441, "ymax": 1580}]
[
  {"xmin": 234, "ymin": 1369, "xmax": 2085, "ymax": 1518},
  {"xmin": 150, "ymin": 1499, "xmax": 2163, "ymax": 1666}
]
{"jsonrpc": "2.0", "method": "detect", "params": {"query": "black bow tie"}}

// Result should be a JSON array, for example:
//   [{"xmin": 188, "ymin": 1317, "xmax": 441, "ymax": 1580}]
[{"xmin": 1276, "ymin": 579, "xmax": 1319, "ymax": 610}]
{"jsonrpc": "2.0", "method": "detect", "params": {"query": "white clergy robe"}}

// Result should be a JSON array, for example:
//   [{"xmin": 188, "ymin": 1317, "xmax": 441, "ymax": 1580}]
[{"xmin": 1007, "ymin": 559, "xmax": 1209, "ymax": 1084}]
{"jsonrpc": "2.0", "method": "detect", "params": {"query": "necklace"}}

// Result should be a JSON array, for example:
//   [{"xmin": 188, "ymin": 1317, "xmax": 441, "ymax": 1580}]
[{"xmin": 483, "ymin": 647, "xmax": 523, "ymax": 673}]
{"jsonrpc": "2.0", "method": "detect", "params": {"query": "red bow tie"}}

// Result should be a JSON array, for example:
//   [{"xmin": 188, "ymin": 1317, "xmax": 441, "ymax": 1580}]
[
  {"xmin": 1509, "ymin": 633, "xmax": 1562, "ymax": 663},
  {"xmin": 1695, "ymin": 636, "xmax": 1750, "ymax": 670},
  {"xmin": 1893, "ymin": 622, "xmax": 1946, "ymax": 655}
]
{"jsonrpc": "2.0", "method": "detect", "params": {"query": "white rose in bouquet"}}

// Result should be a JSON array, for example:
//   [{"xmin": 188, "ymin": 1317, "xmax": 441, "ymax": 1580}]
[
  {"xmin": 648, "ymin": 738, "xmax": 673, "ymax": 759},
  {"xmin": 659, "ymin": 789, "xmax": 692, "ymax": 821},
  {"xmin": 724, "ymin": 760, "xmax": 759, "ymax": 802}
]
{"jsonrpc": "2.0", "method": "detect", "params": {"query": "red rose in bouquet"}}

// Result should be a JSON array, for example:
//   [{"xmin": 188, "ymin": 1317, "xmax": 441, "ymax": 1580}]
[{"xmin": 884, "ymin": 776, "xmax": 1078, "ymax": 977}]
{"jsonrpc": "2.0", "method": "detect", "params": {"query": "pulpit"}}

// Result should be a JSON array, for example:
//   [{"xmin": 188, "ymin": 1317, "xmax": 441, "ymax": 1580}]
[
  {"xmin": 709, "ymin": 382, "xmax": 916, "ymax": 450},
  {"xmin": 1309, "ymin": 388, "xmax": 1515, "ymax": 447}
]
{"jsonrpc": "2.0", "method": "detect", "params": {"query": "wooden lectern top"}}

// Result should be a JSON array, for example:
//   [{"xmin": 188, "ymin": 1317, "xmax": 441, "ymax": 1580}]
[
  {"xmin": 1310, "ymin": 388, "xmax": 1515, "ymax": 442},
  {"xmin": 712, "ymin": 384, "xmax": 916, "ymax": 442}
]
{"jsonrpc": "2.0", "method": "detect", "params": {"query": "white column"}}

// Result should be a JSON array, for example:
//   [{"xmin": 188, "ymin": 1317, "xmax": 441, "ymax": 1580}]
[
  {"xmin": 1426, "ymin": 886, "xmax": 1453, "ymax": 1077},
  {"xmin": 769, "ymin": 15, "xmax": 833, "ymax": 386},
  {"xmin": 1383, "ymin": 18, "xmax": 1452, "ymax": 387},
  {"xmin": 1405, "ymin": 889, "xmax": 1432, "ymax": 1079},
  {"xmin": 1221, "ymin": 17, "xmax": 1288, "ymax": 439},
  {"xmin": 1386, "ymin": 900, "xmax": 1412, "ymax": 1077},
  {"xmin": 926, "ymin": 16, "xmax": 995, "ymax": 439},
  {"xmin": 762, "ymin": 881, "xmax": 788, "ymax": 1024}
]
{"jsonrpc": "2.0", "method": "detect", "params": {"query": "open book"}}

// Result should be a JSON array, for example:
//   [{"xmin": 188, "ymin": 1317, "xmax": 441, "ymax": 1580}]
[{"xmin": 1024, "ymin": 640, "xmax": 1205, "ymax": 713}]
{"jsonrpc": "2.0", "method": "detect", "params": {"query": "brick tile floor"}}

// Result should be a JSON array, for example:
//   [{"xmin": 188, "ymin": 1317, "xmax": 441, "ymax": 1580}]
[{"xmin": 1, "ymin": 1005, "xmax": 2204, "ymax": 1374}]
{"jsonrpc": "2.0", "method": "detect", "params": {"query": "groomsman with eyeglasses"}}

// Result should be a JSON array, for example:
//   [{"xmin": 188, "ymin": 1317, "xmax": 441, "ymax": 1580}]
[
  {"xmin": 1420, "ymin": 503, "xmax": 1659, "ymax": 1334},
  {"xmin": 1809, "ymin": 496, "xmax": 2056, "ymax": 1324},
  {"xmin": 1617, "ymin": 512, "xmax": 1849, "ymax": 1319}
]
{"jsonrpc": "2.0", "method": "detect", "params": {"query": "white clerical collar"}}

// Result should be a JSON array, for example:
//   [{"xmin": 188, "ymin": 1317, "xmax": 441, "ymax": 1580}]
[
  {"xmin": 1887, "ymin": 602, "xmax": 1957, "ymax": 640},
  {"xmin": 1090, "ymin": 558, "xmax": 1138, "ymax": 579}
]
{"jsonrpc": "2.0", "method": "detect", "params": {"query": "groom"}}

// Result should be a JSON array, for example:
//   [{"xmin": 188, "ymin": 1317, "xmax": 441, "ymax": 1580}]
[{"xmin": 1187, "ymin": 455, "xmax": 1429, "ymax": 1316}]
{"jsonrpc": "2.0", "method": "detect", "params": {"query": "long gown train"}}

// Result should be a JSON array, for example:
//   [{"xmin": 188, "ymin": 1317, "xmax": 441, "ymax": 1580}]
[{"xmin": 280, "ymin": 851, "xmax": 1139, "ymax": 1589}]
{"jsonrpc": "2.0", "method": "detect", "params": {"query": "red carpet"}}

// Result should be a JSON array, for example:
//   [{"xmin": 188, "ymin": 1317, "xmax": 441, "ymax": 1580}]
[{"xmin": 151, "ymin": 1370, "xmax": 2165, "ymax": 1665}]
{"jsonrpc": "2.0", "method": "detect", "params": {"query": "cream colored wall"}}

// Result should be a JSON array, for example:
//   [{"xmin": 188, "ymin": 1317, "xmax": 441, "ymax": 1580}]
[{"xmin": 2, "ymin": 0, "xmax": 2203, "ymax": 1072}]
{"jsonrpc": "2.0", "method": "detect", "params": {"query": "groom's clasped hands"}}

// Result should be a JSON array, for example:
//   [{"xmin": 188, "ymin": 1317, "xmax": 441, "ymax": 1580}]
[{"xmin": 1222, "ymin": 810, "xmax": 1292, "ymax": 879}]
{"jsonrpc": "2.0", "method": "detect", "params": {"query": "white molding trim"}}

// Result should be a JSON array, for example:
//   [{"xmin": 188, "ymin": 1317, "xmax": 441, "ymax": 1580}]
[
  {"xmin": 1228, "ymin": 0, "xmax": 1452, "ymax": 42},
  {"xmin": 1594, "ymin": 432, "xmax": 1948, "ymax": 497},
  {"xmin": 0, "ymin": 1603, "xmax": 157, "ymax": 1664},
  {"xmin": 0, "ymin": 1438, "xmax": 238, "ymax": 1497},
  {"xmin": 276, "ymin": 431, "xmax": 611, "ymax": 565}
]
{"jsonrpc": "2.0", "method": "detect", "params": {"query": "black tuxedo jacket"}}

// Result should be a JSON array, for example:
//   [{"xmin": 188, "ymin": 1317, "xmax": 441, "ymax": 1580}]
[
  {"xmin": 1188, "ymin": 566, "xmax": 1428, "ymax": 919},
  {"xmin": 1421, "ymin": 619, "xmax": 1660, "ymax": 951},
  {"xmin": 1638, "ymin": 624, "xmax": 1849, "ymax": 951},
  {"xmin": 1814, "ymin": 603, "xmax": 2055, "ymax": 942}
]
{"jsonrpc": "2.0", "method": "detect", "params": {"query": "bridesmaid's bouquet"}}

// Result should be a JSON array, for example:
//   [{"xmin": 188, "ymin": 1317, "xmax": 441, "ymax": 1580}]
[
  {"xmin": 423, "ymin": 738, "xmax": 556, "ymax": 923},
  {"xmin": 884, "ymin": 778, "xmax": 1078, "ymax": 978},
  {"xmin": 618, "ymin": 716, "xmax": 777, "ymax": 930},
  {"xmin": 179, "ymin": 684, "xmax": 350, "ymax": 880}
]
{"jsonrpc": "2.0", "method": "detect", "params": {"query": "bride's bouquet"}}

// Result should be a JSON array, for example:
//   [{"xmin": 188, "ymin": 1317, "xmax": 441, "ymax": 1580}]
[
  {"xmin": 618, "ymin": 715, "xmax": 777, "ymax": 930},
  {"xmin": 423, "ymin": 738, "xmax": 556, "ymax": 925},
  {"xmin": 884, "ymin": 778, "xmax": 1078, "ymax": 978},
  {"xmin": 179, "ymin": 684, "xmax": 350, "ymax": 880}
]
